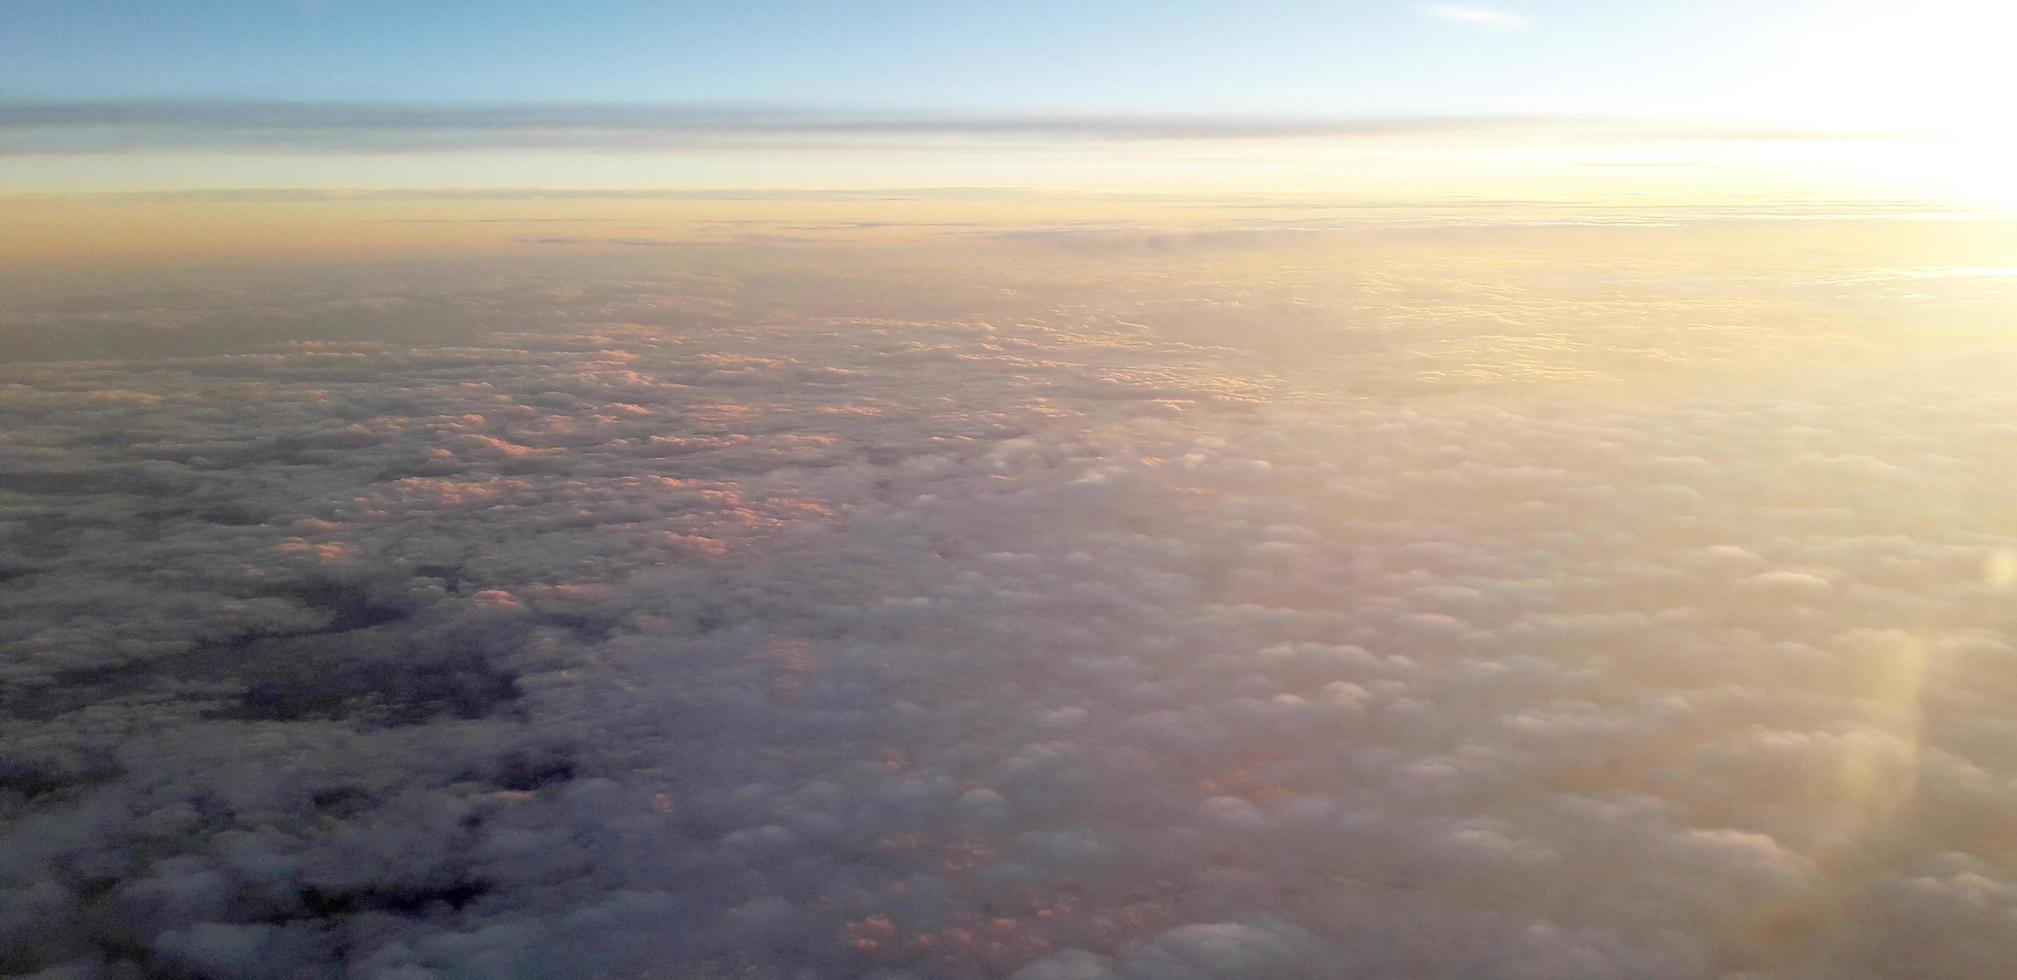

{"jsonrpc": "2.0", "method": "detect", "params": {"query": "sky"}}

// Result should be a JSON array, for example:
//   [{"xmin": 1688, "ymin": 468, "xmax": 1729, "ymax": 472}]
[
  {"xmin": 6, "ymin": 1, "xmax": 1785, "ymax": 111},
  {"xmin": 0, "ymin": 0, "xmax": 1996, "ymax": 121},
  {"xmin": 3, "ymin": 1, "xmax": 2014, "ymax": 208}
]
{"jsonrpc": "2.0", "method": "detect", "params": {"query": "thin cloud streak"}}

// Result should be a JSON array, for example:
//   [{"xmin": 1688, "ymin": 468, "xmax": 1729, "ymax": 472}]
[
  {"xmin": 0, "ymin": 100, "xmax": 1877, "ymax": 155},
  {"xmin": 0, "ymin": 186, "xmax": 1021, "ymax": 203},
  {"xmin": 1422, "ymin": 5, "xmax": 1530, "ymax": 28}
]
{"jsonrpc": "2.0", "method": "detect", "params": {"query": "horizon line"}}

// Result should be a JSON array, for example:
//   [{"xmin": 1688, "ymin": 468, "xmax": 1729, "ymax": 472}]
[{"xmin": 0, "ymin": 99, "xmax": 1891, "ymax": 155}]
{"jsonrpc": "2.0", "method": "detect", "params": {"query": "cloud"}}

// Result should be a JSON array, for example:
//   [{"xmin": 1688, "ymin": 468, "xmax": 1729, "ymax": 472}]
[
  {"xmin": 0, "ymin": 100, "xmax": 1870, "ymax": 155},
  {"xmin": 518, "ymin": 235, "xmax": 696, "ymax": 248},
  {"xmin": 3, "ymin": 235, "xmax": 2016, "ymax": 977},
  {"xmin": 519, "ymin": 234, "xmax": 819, "ymax": 248},
  {"xmin": 2, "ymin": 186, "xmax": 1034, "ymax": 203},
  {"xmin": 1422, "ymin": 4, "xmax": 1531, "ymax": 28}
]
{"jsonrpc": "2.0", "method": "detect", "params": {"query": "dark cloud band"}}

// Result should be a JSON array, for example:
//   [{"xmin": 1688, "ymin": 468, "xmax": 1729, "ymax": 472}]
[{"xmin": 0, "ymin": 99, "xmax": 1880, "ymax": 154}]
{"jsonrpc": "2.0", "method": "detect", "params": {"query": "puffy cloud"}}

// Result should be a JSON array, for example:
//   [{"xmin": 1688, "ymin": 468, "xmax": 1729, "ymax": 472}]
[
  {"xmin": 1014, "ymin": 919, "xmax": 1345, "ymax": 980},
  {"xmin": 3, "ymin": 239, "xmax": 2016, "ymax": 978}
]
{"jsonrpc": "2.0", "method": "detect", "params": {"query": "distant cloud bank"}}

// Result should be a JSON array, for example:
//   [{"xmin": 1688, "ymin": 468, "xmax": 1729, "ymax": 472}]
[{"xmin": 0, "ymin": 99, "xmax": 1871, "ymax": 154}]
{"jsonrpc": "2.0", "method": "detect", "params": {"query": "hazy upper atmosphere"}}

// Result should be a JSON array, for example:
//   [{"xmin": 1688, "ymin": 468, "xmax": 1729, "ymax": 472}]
[{"xmin": 5, "ymin": 3, "xmax": 2017, "ymax": 980}]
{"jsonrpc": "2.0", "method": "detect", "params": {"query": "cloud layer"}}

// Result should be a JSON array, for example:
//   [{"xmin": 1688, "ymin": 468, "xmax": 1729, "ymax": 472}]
[
  {"xmin": 3, "ymin": 238, "xmax": 2016, "ymax": 978},
  {"xmin": 0, "ymin": 100, "xmax": 1870, "ymax": 155}
]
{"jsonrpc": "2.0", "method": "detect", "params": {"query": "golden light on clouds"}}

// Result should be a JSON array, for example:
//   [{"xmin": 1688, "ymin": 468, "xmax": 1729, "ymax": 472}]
[{"xmin": 1987, "ymin": 549, "xmax": 2017, "ymax": 589}]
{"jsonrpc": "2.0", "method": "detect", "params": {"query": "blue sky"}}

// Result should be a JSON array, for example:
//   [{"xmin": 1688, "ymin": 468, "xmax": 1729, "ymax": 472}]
[
  {"xmin": 4, "ymin": 0, "xmax": 2011, "ymax": 205},
  {"xmin": 2, "ymin": 1, "xmax": 1798, "ymax": 117}
]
